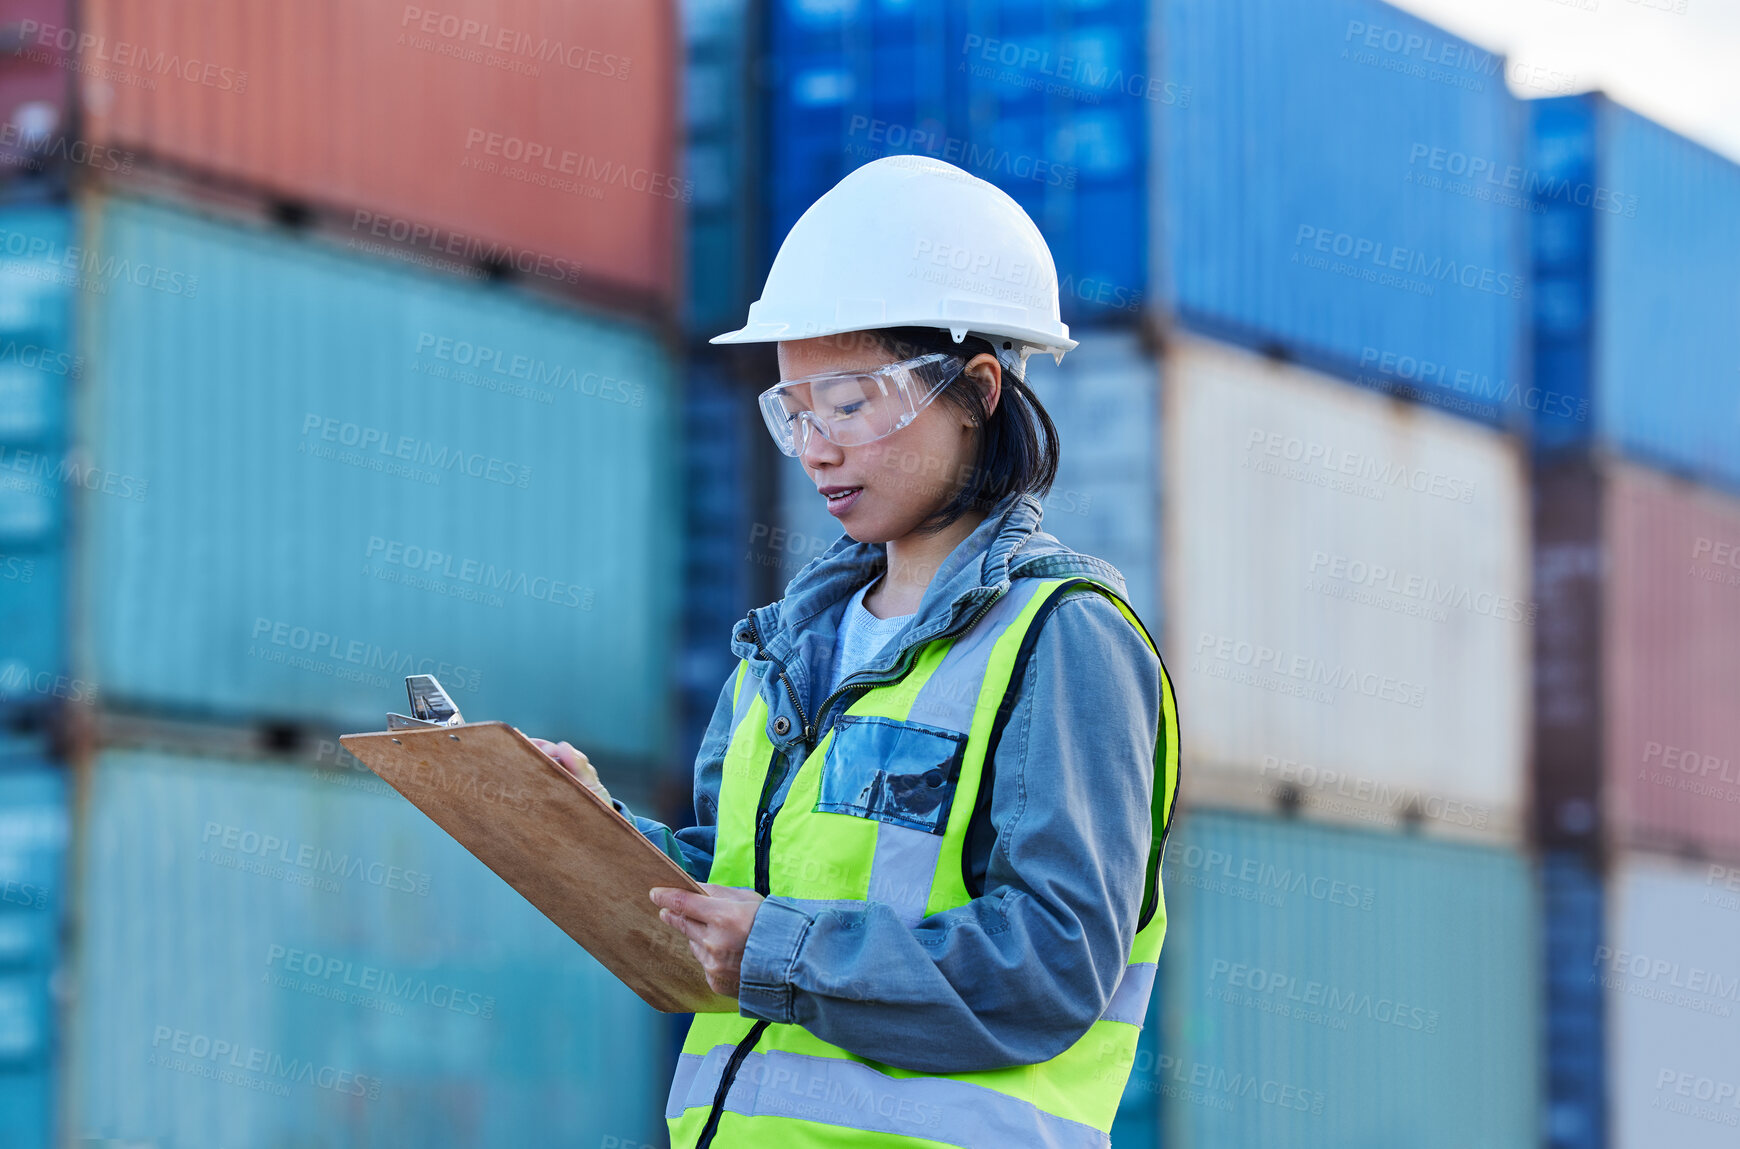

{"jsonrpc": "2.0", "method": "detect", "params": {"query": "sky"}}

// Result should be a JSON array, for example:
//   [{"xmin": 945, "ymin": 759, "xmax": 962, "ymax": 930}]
[{"xmin": 1393, "ymin": 0, "xmax": 1740, "ymax": 162}]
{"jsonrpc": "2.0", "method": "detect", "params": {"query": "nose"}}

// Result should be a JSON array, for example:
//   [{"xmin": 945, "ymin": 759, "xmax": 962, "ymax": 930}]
[{"xmin": 798, "ymin": 414, "xmax": 844, "ymax": 470}]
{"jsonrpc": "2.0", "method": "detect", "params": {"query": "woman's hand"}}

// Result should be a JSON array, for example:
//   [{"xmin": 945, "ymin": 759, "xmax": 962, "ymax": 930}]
[
  {"xmin": 527, "ymin": 737, "xmax": 612, "ymax": 805},
  {"xmin": 651, "ymin": 884, "xmax": 766, "ymax": 997}
]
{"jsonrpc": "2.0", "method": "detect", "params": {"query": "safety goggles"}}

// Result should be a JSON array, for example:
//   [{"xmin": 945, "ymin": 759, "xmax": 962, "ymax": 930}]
[{"xmin": 758, "ymin": 353, "xmax": 966, "ymax": 457}]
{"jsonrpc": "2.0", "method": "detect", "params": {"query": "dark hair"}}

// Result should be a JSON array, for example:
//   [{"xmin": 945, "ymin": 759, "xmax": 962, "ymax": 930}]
[{"xmin": 868, "ymin": 325, "xmax": 1061, "ymax": 534}]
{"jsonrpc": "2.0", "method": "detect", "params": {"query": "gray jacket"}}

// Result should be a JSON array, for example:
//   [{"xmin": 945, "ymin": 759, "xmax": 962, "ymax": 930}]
[{"xmin": 613, "ymin": 490, "xmax": 1166, "ymax": 1074}]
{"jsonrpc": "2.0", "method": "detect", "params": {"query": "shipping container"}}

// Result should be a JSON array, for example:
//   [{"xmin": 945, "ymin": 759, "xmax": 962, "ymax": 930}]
[
  {"xmin": 0, "ymin": 761, "xmax": 68, "ymax": 1149},
  {"xmin": 1533, "ymin": 459, "xmax": 1740, "ymax": 862},
  {"xmin": 1153, "ymin": 0, "xmax": 1529, "ymax": 424},
  {"xmin": 0, "ymin": 546, "xmax": 63, "ymax": 712},
  {"xmin": 1531, "ymin": 94, "xmax": 1740, "ymax": 491},
  {"xmin": 682, "ymin": 0, "xmax": 763, "ymax": 335},
  {"xmin": 1025, "ymin": 326, "xmax": 1159, "ymax": 625},
  {"xmin": 67, "ymin": 747, "xmax": 667, "ymax": 1149},
  {"xmin": 0, "ymin": 0, "xmax": 74, "ymax": 197},
  {"xmin": 76, "ymin": 0, "xmax": 680, "ymax": 306},
  {"xmin": 1542, "ymin": 852, "xmax": 1605, "ymax": 1149},
  {"xmin": 1606, "ymin": 852, "xmax": 1740, "ymax": 1149},
  {"xmin": 0, "ymin": 204, "xmax": 75, "ymax": 720},
  {"xmin": 1164, "ymin": 336, "xmax": 1530, "ymax": 843},
  {"xmin": 767, "ymin": 0, "xmax": 1148, "ymax": 327},
  {"xmin": 1158, "ymin": 811, "xmax": 1537, "ymax": 1147},
  {"xmin": 679, "ymin": 357, "xmax": 761, "ymax": 759},
  {"xmin": 73, "ymin": 194, "xmax": 679, "ymax": 761},
  {"xmin": 1604, "ymin": 465, "xmax": 1740, "ymax": 860}
]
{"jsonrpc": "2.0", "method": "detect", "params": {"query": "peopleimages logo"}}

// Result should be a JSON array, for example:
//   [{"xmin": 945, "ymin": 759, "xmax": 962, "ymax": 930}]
[
  {"xmin": 1243, "ymin": 428, "xmax": 1478, "ymax": 504},
  {"xmin": 1208, "ymin": 959, "xmax": 1441, "ymax": 1033},
  {"xmin": 201, "ymin": 822, "xmax": 433, "ymax": 897},
  {"xmin": 265, "ymin": 944, "xmax": 496, "ymax": 1019},
  {"xmin": 1195, "ymin": 633, "xmax": 1428, "ymax": 709},
  {"xmin": 1294, "ymin": 225, "xmax": 1523, "ymax": 298},
  {"xmin": 149, "ymin": 1026, "xmax": 380, "ymax": 1100},
  {"xmin": 846, "ymin": 116, "xmax": 1077, "ymax": 189}
]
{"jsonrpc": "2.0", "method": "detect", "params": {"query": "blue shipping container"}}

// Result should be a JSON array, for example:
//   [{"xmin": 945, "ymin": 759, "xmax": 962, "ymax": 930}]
[
  {"xmin": 1530, "ymin": 93, "xmax": 1740, "ymax": 491},
  {"xmin": 679, "ymin": 358, "xmax": 760, "ymax": 759},
  {"xmin": 74, "ymin": 194, "xmax": 680, "ymax": 761},
  {"xmin": 683, "ymin": 0, "xmax": 763, "ymax": 335},
  {"xmin": 0, "ymin": 547, "xmax": 65, "ymax": 711},
  {"xmin": 1160, "ymin": 811, "xmax": 1538, "ymax": 1147},
  {"xmin": 69, "ymin": 748, "xmax": 669, "ymax": 1149},
  {"xmin": 1542, "ymin": 852, "xmax": 1605, "ymax": 1149},
  {"xmin": 1154, "ymin": 0, "xmax": 1529, "ymax": 426},
  {"xmin": 0, "ymin": 206, "xmax": 75, "ymax": 719},
  {"xmin": 768, "ymin": 0, "xmax": 1149, "ymax": 326},
  {"xmin": 0, "ymin": 762, "xmax": 69, "ymax": 1149}
]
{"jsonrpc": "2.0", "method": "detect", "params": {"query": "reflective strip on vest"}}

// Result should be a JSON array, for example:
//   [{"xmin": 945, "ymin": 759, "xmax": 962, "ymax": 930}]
[
  {"xmin": 667, "ymin": 1045, "xmax": 1109, "ymax": 1149},
  {"xmin": 1098, "ymin": 961, "xmax": 1157, "ymax": 1028},
  {"xmin": 728, "ymin": 659, "xmax": 757, "ymax": 733}
]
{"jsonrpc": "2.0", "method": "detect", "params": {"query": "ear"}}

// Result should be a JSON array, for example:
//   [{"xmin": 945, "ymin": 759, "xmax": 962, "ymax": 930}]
[{"xmin": 964, "ymin": 353, "xmax": 1003, "ymax": 425}]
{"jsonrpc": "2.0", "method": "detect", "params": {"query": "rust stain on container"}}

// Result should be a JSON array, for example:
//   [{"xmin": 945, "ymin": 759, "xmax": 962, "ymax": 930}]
[{"xmin": 78, "ymin": 0, "xmax": 678, "ymax": 304}]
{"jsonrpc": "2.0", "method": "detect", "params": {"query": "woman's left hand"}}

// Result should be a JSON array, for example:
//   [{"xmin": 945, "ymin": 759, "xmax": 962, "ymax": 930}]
[{"xmin": 650, "ymin": 883, "xmax": 766, "ymax": 997}]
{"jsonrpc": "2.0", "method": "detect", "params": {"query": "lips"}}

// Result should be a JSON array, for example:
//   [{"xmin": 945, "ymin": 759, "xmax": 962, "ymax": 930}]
[{"xmin": 819, "ymin": 485, "xmax": 863, "ymax": 516}]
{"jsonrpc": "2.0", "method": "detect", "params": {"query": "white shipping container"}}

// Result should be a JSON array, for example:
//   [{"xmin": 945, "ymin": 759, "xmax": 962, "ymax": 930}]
[
  {"xmin": 1608, "ymin": 853, "xmax": 1740, "ymax": 1149},
  {"xmin": 1163, "ymin": 337, "xmax": 1530, "ymax": 843},
  {"xmin": 1026, "ymin": 328, "xmax": 1160, "ymax": 626}
]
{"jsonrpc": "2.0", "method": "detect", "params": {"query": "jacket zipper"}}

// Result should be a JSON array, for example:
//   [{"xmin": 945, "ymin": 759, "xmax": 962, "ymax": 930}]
[
  {"xmin": 705, "ymin": 591, "xmax": 1005, "ymax": 1141},
  {"xmin": 692, "ymin": 1019, "xmax": 769, "ymax": 1149}
]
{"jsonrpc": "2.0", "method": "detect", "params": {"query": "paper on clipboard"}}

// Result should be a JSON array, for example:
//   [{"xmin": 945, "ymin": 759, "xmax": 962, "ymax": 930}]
[{"xmin": 340, "ymin": 716, "xmax": 736, "ymax": 1014}]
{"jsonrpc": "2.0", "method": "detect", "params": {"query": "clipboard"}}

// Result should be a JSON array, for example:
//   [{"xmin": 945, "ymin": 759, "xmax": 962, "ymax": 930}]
[{"xmin": 340, "ymin": 716, "xmax": 736, "ymax": 1014}]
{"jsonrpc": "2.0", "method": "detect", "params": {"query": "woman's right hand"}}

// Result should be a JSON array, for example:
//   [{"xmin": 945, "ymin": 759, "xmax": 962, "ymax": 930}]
[{"xmin": 527, "ymin": 737, "xmax": 613, "ymax": 806}]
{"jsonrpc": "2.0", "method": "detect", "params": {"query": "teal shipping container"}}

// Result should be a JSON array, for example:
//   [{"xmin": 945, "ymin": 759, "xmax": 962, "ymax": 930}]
[
  {"xmin": 0, "ymin": 761, "xmax": 69, "ymax": 1149},
  {"xmin": 73, "ymin": 195, "xmax": 679, "ymax": 761},
  {"xmin": 1530, "ymin": 93, "xmax": 1740, "ymax": 492},
  {"xmin": 0, "ymin": 205, "xmax": 76, "ymax": 721},
  {"xmin": 68, "ymin": 748, "xmax": 669, "ymax": 1148},
  {"xmin": 1157, "ymin": 811, "xmax": 1538, "ymax": 1147}
]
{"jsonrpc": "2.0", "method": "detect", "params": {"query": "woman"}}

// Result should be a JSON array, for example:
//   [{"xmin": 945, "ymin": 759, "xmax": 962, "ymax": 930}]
[{"xmin": 533, "ymin": 155, "xmax": 1178, "ymax": 1148}]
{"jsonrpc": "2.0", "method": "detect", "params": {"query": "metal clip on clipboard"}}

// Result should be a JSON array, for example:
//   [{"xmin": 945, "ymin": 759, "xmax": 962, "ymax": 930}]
[{"xmin": 386, "ymin": 674, "xmax": 466, "ymax": 730}]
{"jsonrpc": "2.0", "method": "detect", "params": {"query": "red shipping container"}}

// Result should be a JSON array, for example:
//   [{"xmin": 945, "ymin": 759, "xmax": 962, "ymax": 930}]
[
  {"xmin": 1537, "ymin": 459, "xmax": 1740, "ymax": 861},
  {"xmin": 0, "ymin": 1, "xmax": 75, "ymax": 179},
  {"xmin": 1605, "ymin": 463, "xmax": 1740, "ymax": 858},
  {"xmin": 66, "ymin": 0, "xmax": 677, "ymax": 305}
]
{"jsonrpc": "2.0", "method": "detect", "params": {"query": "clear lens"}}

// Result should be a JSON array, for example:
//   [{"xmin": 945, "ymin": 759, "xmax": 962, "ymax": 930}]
[{"xmin": 758, "ymin": 354, "xmax": 963, "ymax": 456}]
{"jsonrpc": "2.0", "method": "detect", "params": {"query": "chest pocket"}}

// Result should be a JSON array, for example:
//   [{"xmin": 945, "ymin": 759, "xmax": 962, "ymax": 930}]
[{"xmin": 815, "ymin": 715, "xmax": 967, "ymax": 835}]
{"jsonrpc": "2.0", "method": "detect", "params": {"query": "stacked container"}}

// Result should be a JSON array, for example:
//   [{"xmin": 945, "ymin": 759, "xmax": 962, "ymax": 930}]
[
  {"xmin": 682, "ymin": 0, "xmax": 763, "ymax": 335},
  {"xmin": 1528, "ymin": 96, "xmax": 1740, "ymax": 1149},
  {"xmin": 0, "ymin": 762, "xmax": 67, "ymax": 1149},
  {"xmin": 0, "ymin": 3, "xmax": 697, "ymax": 1145},
  {"xmin": 767, "ymin": 0, "xmax": 1147, "ymax": 328},
  {"xmin": 0, "ymin": 15, "xmax": 81, "ymax": 1141},
  {"xmin": 0, "ymin": 206, "xmax": 75, "ymax": 732},
  {"xmin": 1152, "ymin": 0, "xmax": 1529, "ymax": 424},
  {"xmin": 1150, "ymin": 334, "xmax": 1538, "ymax": 1147}
]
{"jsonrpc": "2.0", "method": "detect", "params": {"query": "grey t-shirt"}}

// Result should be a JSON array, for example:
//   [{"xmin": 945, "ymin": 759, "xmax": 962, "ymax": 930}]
[{"xmin": 828, "ymin": 579, "xmax": 911, "ymax": 695}]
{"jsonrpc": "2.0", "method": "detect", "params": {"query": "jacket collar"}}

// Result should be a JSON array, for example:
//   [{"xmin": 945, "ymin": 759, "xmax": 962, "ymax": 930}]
[{"xmin": 731, "ymin": 490, "xmax": 1129, "ymax": 717}]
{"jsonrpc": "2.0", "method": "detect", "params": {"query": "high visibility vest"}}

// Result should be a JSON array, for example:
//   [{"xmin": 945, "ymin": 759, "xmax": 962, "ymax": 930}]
[{"xmin": 667, "ymin": 576, "xmax": 1180, "ymax": 1149}]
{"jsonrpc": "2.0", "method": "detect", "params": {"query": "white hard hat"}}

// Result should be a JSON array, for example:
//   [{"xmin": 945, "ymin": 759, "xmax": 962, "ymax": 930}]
[{"xmin": 711, "ymin": 155, "xmax": 1078, "ymax": 364}]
